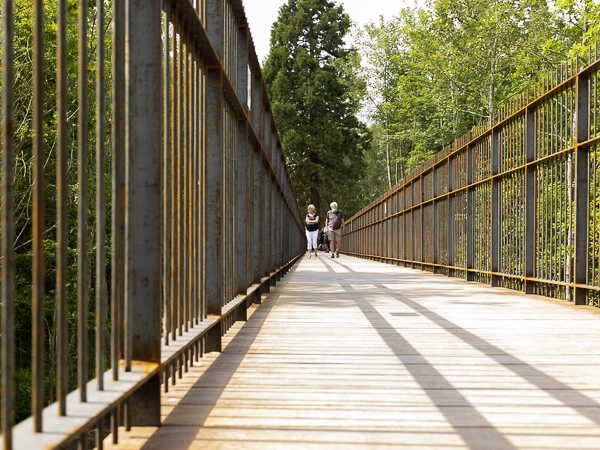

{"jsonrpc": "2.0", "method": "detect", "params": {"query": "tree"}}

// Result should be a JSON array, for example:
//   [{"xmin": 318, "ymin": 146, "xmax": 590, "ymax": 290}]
[{"xmin": 263, "ymin": 0, "xmax": 367, "ymax": 219}]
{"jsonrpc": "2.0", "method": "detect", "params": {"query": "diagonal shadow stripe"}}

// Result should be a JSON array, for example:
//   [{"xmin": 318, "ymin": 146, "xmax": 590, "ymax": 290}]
[
  {"xmin": 137, "ymin": 263, "xmax": 301, "ymax": 450},
  {"xmin": 320, "ymin": 257, "xmax": 516, "ymax": 450},
  {"xmin": 329, "ymin": 257, "xmax": 600, "ymax": 426}
]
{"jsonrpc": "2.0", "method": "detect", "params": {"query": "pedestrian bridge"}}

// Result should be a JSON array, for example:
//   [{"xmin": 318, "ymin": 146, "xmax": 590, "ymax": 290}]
[
  {"xmin": 2, "ymin": 0, "xmax": 600, "ymax": 449},
  {"xmin": 106, "ymin": 255, "xmax": 600, "ymax": 450}
]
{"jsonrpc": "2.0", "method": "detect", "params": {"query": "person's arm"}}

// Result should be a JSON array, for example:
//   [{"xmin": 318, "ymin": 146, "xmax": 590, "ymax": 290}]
[
  {"xmin": 341, "ymin": 217, "xmax": 345, "ymax": 233},
  {"xmin": 325, "ymin": 217, "xmax": 329, "ymax": 229}
]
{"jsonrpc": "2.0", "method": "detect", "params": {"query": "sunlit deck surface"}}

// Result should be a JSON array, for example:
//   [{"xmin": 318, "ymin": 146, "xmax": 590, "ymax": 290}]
[{"xmin": 106, "ymin": 255, "xmax": 600, "ymax": 449}]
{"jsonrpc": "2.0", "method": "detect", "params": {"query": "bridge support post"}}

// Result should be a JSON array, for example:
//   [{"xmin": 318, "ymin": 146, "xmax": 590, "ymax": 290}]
[
  {"xmin": 250, "ymin": 69, "xmax": 264, "ymax": 301},
  {"xmin": 525, "ymin": 107, "xmax": 536, "ymax": 294},
  {"xmin": 420, "ymin": 174, "xmax": 425, "ymax": 271},
  {"xmin": 466, "ymin": 144, "xmax": 475, "ymax": 281},
  {"xmin": 205, "ymin": 0, "xmax": 226, "ymax": 350},
  {"xmin": 254, "ymin": 149, "xmax": 265, "ymax": 299},
  {"xmin": 205, "ymin": 65, "xmax": 223, "ymax": 347},
  {"xmin": 263, "ymin": 167, "xmax": 272, "ymax": 292},
  {"xmin": 236, "ymin": 26, "xmax": 250, "ymax": 302},
  {"xmin": 433, "ymin": 166, "xmax": 439, "ymax": 274},
  {"xmin": 447, "ymin": 157, "xmax": 455, "ymax": 278},
  {"xmin": 491, "ymin": 129, "xmax": 501, "ymax": 287},
  {"xmin": 269, "ymin": 183, "xmax": 277, "ymax": 288},
  {"xmin": 573, "ymin": 72, "xmax": 590, "ymax": 305},
  {"xmin": 410, "ymin": 185, "xmax": 415, "ymax": 269},
  {"xmin": 125, "ymin": 0, "xmax": 162, "ymax": 427}
]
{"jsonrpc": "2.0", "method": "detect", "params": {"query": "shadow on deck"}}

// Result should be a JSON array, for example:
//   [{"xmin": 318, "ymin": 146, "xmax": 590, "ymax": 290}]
[{"xmin": 106, "ymin": 255, "xmax": 600, "ymax": 450}]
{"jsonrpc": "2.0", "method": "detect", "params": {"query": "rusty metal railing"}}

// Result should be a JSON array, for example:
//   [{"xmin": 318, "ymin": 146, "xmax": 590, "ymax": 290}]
[
  {"xmin": 343, "ymin": 47, "xmax": 600, "ymax": 306},
  {"xmin": 0, "ymin": 1, "xmax": 305, "ymax": 449}
]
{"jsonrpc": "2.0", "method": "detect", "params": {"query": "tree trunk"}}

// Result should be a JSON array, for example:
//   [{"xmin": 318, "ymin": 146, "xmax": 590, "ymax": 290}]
[
  {"xmin": 395, "ymin": 140, "xmax": 399, "ymax": 185},
  {"xmin": 488, "ymin": 38, "xmax": 498, "ymax": 126}
]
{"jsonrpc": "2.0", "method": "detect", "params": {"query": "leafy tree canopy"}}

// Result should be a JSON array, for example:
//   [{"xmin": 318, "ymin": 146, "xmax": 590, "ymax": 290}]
[
  {"xmin": 352, "ymin": 0, "xmax": 599, "ymax": 197},
  {"xmin": 263, "ymin": 0, "xmax": 368, "ymax": 219}
]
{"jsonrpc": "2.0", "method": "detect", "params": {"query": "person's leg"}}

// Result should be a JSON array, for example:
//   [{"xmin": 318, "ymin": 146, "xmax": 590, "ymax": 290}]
[{"xmin": 329, "ymin": 228, "xmax": 341, "ymax": 257}]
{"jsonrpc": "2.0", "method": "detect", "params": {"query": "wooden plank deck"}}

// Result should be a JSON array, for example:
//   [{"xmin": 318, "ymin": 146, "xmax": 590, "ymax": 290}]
[{"xmin": 106, "ymin": 255, "xmax": 600, "ymax": 449}]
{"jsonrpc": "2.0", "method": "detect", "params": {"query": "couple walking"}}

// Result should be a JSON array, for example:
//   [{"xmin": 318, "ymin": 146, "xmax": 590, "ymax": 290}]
[{"xmin": 306, "ymin": 202, "xmax": 345, "ymax": 259}]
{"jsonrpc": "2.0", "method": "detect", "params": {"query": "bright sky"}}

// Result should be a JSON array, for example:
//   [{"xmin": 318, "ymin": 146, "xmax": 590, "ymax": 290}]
[{"xmin": 243, "ymin": 0, "xmax": 424, "ymax": 65}]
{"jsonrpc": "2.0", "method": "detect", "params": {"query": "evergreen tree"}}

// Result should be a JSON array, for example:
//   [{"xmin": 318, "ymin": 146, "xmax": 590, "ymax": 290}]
[{"xmin": 263, "ymin": 0, "xmax": 367, "ymax": 219}]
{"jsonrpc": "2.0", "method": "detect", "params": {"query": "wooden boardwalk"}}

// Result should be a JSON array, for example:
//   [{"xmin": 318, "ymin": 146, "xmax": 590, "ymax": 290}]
[{"xmin": 107, "ymin": 255, "xmax": 600, "ymax": 449}]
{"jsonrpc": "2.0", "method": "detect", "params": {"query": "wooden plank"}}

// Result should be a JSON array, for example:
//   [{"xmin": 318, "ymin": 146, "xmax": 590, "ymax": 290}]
[{"xmin": 105, "ymin": 256, "xmax": 600, "ymax": 449}]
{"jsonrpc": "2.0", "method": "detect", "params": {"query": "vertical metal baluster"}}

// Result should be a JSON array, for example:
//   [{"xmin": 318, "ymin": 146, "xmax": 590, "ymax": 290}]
[
  {"xmin": 553, "ymin": 160, "xmax": 557, "ymax": 282},
  {"xmin": 111, "ymin": 407, "xmax": 119, "ymax": 445},
  {"xmin": 563, "ymin": 155, "xmax": 568, "ymax": 285},
  {"xmin": 594, "ymin": 76, "xmax": 599, "ymax": 286},
  {"xmin": 560, "ymin": 80, "xmax": 566, "ymax": 284},
  {"xmin": 182, "ymin": 28, "xmax": 188, "ymax": 334},
  {"xmin": 78, "ymin": 433, "xmax": 88, "ymax": 450},
  {"xmin": 32, "ymin": 0, "xmax": 45, "ymax": 431},
  {"xmin": 56, "ymin": 0, "xmax": 68, "ymax": 417},
  {"xmin": 540, "ymin": 111, "xmax": 545, "ymax": 284},
  {"xmin": 163, "ymin": 3, "xmax": 171, "ymax": 347},
  {"xmin": 78, "ymin": 0, "xmax": 90, "ymax": 398},
  {"xmin": 96, "ymin": 0, "xmax": 106, "ymax": 391},
  {"xmin": 544, "ymin": 162, "xmax": 548, "ymax": 285},
  {"xmin": 96, "ymin": 419, "xmax": 104, "ymax": 450},
  {"xmin": 555, "ymin": 71, "xmax": 559, "ymax": 154},
  {"xmin": 111, "ymin": 0, "xmax": 125, "ymax": 384},
  {"xmin": 1, "ymin": 0, "xmax": 15, "ymax": 447},
  {"xmin": 185, "ymin": 31, "xmax": 191, "ymax": 332},
  {"xmin": 591, "ymin": 146, "xmax": 599, "ymax": 286},
  {"xmin": 177, "ymin": 17, "xmax": 184, "ymax": 337},
  {"xmin": 124, "ymin": 398, "xmax": 131, "ymax": 432},
  {"xmin": 193, "ymin": 50, "xmax": 198, "ymax": 325},
  {"xmin": 189, "ymin": 39, "xmax": 195, "ymax": 329},
  {"xmin": 201, "ymin": 62, "xmax": 206, "ymax": 322},
  {"xmin": 193, "ymin": 48, "xmax": 199, "ymax": 326},
  {"xmin": 535, "ymin": 110, "xmax": 540, "ymax": 284},
  {"xmin": 171, "ymin": 11, "xmax": 179, "ymax": 341},
  {"xmin": 198, "ymin": 48, "xmax": 203, "ymax": 326},
  {"xmin": 595, "ymin": 142, "xmax": 599, "ymax": 288},
  {"xmin": 558, "ymin": 158, "xmax": 567, "ymax": 281}
]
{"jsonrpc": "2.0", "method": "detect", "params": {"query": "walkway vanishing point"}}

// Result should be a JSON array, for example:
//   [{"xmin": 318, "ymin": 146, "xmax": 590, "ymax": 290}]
[{"xmin": 106, "ymin": 255, "xmax": 600, "ymax": 450}]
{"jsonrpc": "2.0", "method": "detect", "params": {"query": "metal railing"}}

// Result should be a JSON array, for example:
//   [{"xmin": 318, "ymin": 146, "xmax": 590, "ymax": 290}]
[
  {"xmin": 0, "ymin": 1, "xmax": 305, "ymax": 448},
  {"xmin": 343, "ymin": 47, "xmax": 600, "ymax": 306}
]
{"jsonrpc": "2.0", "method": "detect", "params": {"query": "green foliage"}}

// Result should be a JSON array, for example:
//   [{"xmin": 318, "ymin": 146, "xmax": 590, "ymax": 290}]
[
  {"xmin": 263, "ymin": 0, "xmax": 368, "ymax": 219},
  {"xmin": 353, "ymin": 0, "xmax": 598, "ymax": 198}
]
